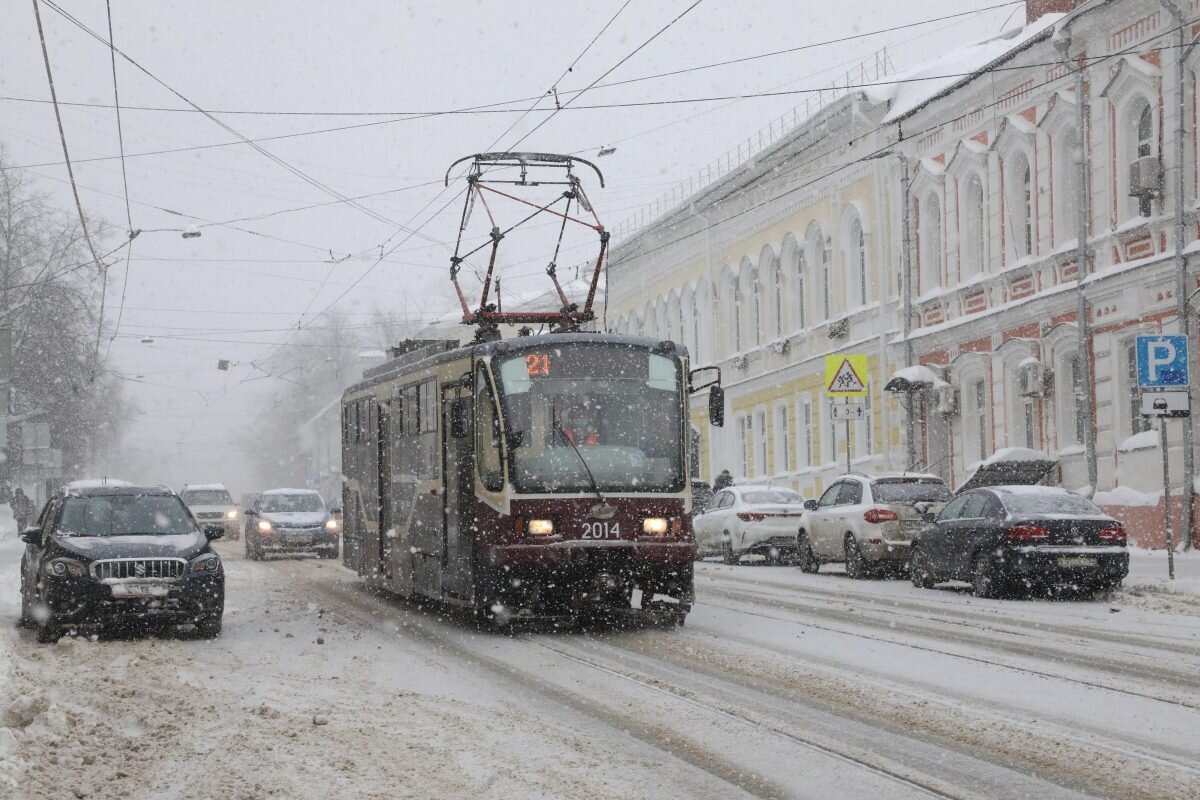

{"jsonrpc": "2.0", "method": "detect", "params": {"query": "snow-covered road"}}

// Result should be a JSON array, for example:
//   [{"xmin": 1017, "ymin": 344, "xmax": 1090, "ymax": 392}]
[{"xmin": 2, "ymin": 526, "xmax": 1198, "ymax": 799}]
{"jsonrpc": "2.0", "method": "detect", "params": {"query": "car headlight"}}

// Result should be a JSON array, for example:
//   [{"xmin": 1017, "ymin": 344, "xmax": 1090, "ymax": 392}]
[
  {"xmin": 225, "ymin": 509, "xmax": 238, "ymax": 520},
  {"xmin": 642, "ymin": 517, "xmax": 669, "ymax": 535},
  {"xmin": 45, "ymin": 558, "xmax": 86, "ymax": 578},
  {"xmin": 257, "ymin": 519, "xmax": 273, "ymax": 532},
  {"xmin": 189, "ymin": 553, "xmax": 221, "ymax": 573},
  {"xmin": 324, "ymin": 518, "xmax": 339, "ymax": 531}
]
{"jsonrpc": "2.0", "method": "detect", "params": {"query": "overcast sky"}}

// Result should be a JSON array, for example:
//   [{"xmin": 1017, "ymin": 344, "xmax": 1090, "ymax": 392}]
[{"xmin": 0, "ymin": 0, "xmax": 1023, "ymax": 492}]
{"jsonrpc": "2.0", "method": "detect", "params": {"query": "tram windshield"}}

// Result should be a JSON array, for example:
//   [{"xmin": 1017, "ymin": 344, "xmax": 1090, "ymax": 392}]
[{"xmin": 493, "ymin": 344, "xmax": 685, "ymax": 493}]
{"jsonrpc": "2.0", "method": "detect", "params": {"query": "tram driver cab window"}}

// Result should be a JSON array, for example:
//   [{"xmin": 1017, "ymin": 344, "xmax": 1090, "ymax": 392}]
[{"xmin": 475, "ymin": 365, "xmax": 504, "ymax": 491}]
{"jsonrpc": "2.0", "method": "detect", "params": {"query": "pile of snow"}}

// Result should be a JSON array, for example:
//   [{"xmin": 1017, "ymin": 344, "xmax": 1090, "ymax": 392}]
[
  {"xmin": 1118, "ymin": 431, "xmax": 1159, "ymax": 452},
  {"xmin": 1093, "ymin": 485, "xmax": 1161, "ymax": 508},
  {"xmin": 64, "ymin": 478, "xmax": 133, "ymax": 491}
]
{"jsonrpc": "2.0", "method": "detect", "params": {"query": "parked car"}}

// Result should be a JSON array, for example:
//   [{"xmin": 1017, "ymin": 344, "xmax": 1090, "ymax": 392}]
[
  {"xmin": 243, "ymin": 489, "xmax": 339, "ymax": 560},
  {"xmin": 797, "ymin": 473, "xmax": 953, "ymax": 578},
  {"xmin": 910, "ymin": 486, "xmax": 1129, "ymax": 598},
  {"xmin": 18, "ymin": 483, "xmax": 225, "ymax": 642},
  {"xmin": 180, "ymin": 483, "xmax": 239, "ymax": 540},
  {"xmin": 693, "ymin": 486, "xmax": 807, "ymax": 564}
]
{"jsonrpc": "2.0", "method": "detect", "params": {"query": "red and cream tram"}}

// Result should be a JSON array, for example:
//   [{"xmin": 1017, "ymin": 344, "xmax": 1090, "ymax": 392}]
[{"xmin": 340, "ymin": 333, "xmax": 721, "ymax": 626}]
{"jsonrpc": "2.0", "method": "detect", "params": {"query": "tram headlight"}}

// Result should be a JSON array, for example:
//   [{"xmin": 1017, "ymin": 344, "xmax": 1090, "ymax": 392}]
[
  {"xmin": 642, "ymin": 517, "xmax": 669, "ymax": 535},
  {"xmin": 526, "ymin": 519, "xmax": 555, "ymax": 536}
]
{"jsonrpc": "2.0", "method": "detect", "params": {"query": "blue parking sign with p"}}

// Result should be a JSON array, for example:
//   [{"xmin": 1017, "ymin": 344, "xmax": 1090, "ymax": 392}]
[{"xmin": 1136, "ymin": 335, "xmax": 1189, "ymax": 387}]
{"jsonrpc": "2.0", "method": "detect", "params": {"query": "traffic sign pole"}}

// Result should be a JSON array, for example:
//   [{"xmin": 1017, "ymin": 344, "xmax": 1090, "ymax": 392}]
[{"xmin": 1161, "ymin": 418, "xmax": 1176, "ymax": 580}]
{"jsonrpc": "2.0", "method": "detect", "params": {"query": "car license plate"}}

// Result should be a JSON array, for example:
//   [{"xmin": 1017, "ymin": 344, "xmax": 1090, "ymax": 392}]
[
  {"xmin": 111, "ymin": 583, "xmax": 170, "ymax": 599},
  {"xmin": 1057, "ymin": 556, "xmax": 1097, "ymax": 569}
]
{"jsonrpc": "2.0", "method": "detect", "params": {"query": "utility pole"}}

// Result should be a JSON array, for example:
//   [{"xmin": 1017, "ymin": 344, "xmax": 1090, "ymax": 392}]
[
  {"xmin": 1055, "ymin": 30, "xmax": 1098, "ymax": 498},
  {"xmin": 899, "ymin": 154, "xmax": 917, "ymax": 470},
  {"xmin": 1161, "ymin": 1, "xmax": 1196, "ymax": 549}
]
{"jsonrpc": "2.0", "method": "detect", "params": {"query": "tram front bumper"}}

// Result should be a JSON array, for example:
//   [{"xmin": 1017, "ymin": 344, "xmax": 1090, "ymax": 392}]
[{"xmin": 486, "ymin": 540, "xmax": 696, "ymax": 568}]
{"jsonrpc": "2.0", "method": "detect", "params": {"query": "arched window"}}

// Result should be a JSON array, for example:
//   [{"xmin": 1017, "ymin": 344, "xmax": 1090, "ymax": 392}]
[
  {"xmin": 730, "ymin": 274, "xmax": 743, "ymax": 353},
  {"xmin": 1007, "ymin": 153, "xmax": 1033, "ymax": 258},
  {"xmin": 789, "ymin": 239, "xmax": 807, "ymax": 330},
  {"xmin": 746, "ymin": 263, "xmax": 762, "ymax": 348},
  {"xmin": 1136, "ymin": 103, "xmax": 1154, "ymax": 217},
  {"xmin": 962, "ymin": 174, "xmax": 986, "ymax": 277},
  {"xmin": 806, "ymin": 223, "xmax": 830, "ymax": 321},
  {"xmin": 842, "ymin": 208, "xmax": 867, "ymax": 308},
  {"xmin": 692, "ymin": 287, "xmax": 704, "ymax": 363},
  {"xmin": 920, "ymin": 193, "xmax": 943, "ymax": 291},
  {"xmin": 1055, "ymin": 135, "xmax": 1077, "ymax": 247},
  {"xmin": 763, "ymin": 248, "xmax": 784, "ymax": 340}
]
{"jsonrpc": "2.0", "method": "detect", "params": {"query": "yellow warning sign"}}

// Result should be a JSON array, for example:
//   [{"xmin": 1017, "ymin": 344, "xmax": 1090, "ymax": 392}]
[{"xmin": 825, "ymin": 355, "xmax": 869, "ymax": 396}]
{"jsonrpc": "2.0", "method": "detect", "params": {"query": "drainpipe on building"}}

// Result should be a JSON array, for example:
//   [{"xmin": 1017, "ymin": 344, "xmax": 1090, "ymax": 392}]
[
  {"xmin": 899, "ymin": 154, "xmax": 917, "ymax": 470},
  {"xmin": 1054, "ymin": 27, "xmax": 1098, "ymax": 500},
  {"xmin": 1160, "ymin": 1, "xmax": 1195, "ymax": 549}
]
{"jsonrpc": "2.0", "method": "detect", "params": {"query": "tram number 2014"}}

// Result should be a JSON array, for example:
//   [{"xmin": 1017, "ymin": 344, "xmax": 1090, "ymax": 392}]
[{"xmin": 581, "ymin": 522, "xmax": 621, "ymax": 539}]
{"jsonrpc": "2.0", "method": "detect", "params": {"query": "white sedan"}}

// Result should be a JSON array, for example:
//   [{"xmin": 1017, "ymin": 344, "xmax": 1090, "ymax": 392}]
[{"xmin": 693, "ymin": 486, "xmax": 807, "ymax": 564}]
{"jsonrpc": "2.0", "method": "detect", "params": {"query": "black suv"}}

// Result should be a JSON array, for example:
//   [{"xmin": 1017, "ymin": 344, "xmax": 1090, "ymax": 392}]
[{"xmin": 18, "ymin": 483, "xmax": 226, "ymax": 642}]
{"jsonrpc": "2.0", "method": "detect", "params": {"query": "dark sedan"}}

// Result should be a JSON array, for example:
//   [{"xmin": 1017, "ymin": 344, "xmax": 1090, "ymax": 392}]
[
  {"xmin": 18, "ymin": 484, "xmax": 225, "ymax": 642},
  {"xmin": 910, "ymin": 486, "xmax": 1129, "ymax": 598}
]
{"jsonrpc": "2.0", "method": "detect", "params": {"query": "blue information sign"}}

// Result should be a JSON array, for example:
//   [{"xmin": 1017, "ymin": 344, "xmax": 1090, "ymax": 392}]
[{"xmin": 1136, "ymin": 335, "xmax": 1190, "ymax": 388}]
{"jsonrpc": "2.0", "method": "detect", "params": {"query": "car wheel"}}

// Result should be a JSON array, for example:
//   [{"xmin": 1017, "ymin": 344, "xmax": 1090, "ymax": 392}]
[
  {"xmin": 194, "ymin": 615, "xmax": 222, "ymax": 639},
  {"xmin": 844, "ymin": 535, "xmax": 868, "ymax": 579},
  {"xmin": 35, "ymin": 617, "xmax": 61, "ymax": 644},
  {"xmin": 721, "ymin": 540, "xmax": 739, "ymax": 565},
  {"xmin": 972, "ymin": 554, "xmax": 1003, "ymax": 599},
  {"xmin": 797, "ymin": 533, "xmax": 820, "ymax": 574},
  {"xmin": 910, "ymin": 546, "xmax": 936, "ymax": 589}
]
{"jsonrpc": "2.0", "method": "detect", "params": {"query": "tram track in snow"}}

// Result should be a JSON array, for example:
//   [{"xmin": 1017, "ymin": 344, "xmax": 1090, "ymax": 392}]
[
  {"xmin": 277, "ymin": 559, "xmax": 1062, "ymax": 800},
  {"xmin": 696, "ymin": 581, "xmax": 1200, "ymax": 711}
]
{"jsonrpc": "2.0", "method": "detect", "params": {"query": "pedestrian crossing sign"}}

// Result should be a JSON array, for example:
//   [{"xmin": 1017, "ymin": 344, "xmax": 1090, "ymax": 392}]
[{"xmin": 825, "ymin": 355, "xmax": 869, "ymax": 396}]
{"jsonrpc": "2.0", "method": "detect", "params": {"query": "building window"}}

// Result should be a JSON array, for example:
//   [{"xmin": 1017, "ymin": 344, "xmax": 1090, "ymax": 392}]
[
  {"xmin": 1060, "ymin": 351, "xmax": 1087, "ymax": 446},
  {"xmin": 962, "ymin": 174, "xmax": 986, "ymax": 276},
  {"xmin": 794, "ymin": 246, "xmax": 807, "ymax": 330},
  {"xmin": 731, "ymin": 277, "xmax": 743, "ymax": 354},
  {"xmin": 844, "ymin": 214, "xmax": 867, "ymax": 308},
  {"xmin": 1126, "ymin": 341, "xmax": 1153, "ymax": 435},
  {"xmin": 748, "ymin": 267, "xmax": 762, "ymax": 348},
  {"xmin": 1055, "ymin": 136, "xmax": 1077, "ymax": 247},
  {"xmin": 920, "ymin": 193, "xmax": 943, "ymax": 292},
  {"xmin": 964, "ymin": 377, "xmax": 989, "ymax": 464},
  {"xmin": 800, "ymin": 396, "xmax": 813, "ymax": 468},
  {"xmin": 770, "ymin": 254, "xmax": 785, "ymax": 340},
  {"xmin": 807, "ymin": 223, "xmax": 830, "ymax": 322},
  {"xmin": 1136, "ymin": 103, "xmax": 1154, "ymax": 217},
  {"xmin": 692, "ymin": 292, "xmax": 703, "ymax": 363},
  {"xmin": 755, "ymin": 410, "xmax": 768, "ymax": 475},
  {"xmin": 737, "ymin": 415, "xmax": 751, "ymax": 477},
  {"xmin": 1007, "ymin": 153, "xmax": 1033, "ymax": 258},
  {"xmin": 1022, "ymin": 398, "xmax": 1036, "ymax": 449},
  {"xmin": 775, "ymin": 404, "xmax": 792, "ymax": 473}
]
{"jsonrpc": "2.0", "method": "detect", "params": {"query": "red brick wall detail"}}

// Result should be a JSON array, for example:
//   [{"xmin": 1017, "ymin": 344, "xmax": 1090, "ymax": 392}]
[{"xmin": 919, "ymin": 350, "xmax": 950, "ymax": 366}]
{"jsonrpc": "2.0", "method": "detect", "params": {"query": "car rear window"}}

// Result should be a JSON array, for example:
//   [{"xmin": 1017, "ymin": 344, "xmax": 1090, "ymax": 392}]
[
  {"xmin": 743, "ymin": 490, "xmax": 803, "ymax": 505},
  {"xmin": 182, "ymin": 489, "xmax": 233, "ymax": 506},
  {"xmin": 999, "ymin": 492, "xmax": 1103, "ymax": 516},
  {"xmin": 871, "ymin": 480, "xmax": 953, "ymax": 503}
]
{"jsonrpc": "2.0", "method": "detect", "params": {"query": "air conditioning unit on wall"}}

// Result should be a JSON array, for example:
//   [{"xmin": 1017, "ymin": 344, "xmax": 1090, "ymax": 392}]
[
  {"xmin": 1018, "ymin": 362, "xmax": 1049, "ymax": 397},
  {"xmin": 1129, "ymin": 156, "xmax": 1163, "ymax": 197},
  {"xmin": 935, "ymin": 385, "xmax": 959, "ymax": 415}
]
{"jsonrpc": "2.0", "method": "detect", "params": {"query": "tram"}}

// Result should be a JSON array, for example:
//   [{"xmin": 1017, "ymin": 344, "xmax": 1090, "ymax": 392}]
[{"xmin": 338, "ymin": 153, "xmax": 723, "ymax": 626}]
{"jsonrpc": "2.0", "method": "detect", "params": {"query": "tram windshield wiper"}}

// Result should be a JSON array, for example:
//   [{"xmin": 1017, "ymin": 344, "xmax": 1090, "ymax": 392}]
[{"xmin": 556, "ymin": 426, "xmax": 606, "ymax": 504}]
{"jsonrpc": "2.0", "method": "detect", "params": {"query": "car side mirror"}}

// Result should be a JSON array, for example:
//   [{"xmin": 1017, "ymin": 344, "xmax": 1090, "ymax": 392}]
[
  {"xmin": 708, "ymin": 386, "xmax": 725, "ymax": 427},
  {"xmin": 19, "ymin": 526, "xmax": 42, "ymax": 545},
  {"xmin": 330, "ymin": 505, "xmax": 342, "ymax": 515},
  {"xmin": 243, "ymin": 508, "xmax": 257, "ymax": 517},
  {"xmin": 203, "ymin": 524, "xmax": 225, "ymax": 540},
  {"xmin": 803, "ymin": 499, "xmax": 818, "ymax": 511},
  {"xmin": 922, "ymin": 511, "xmax": 937, "ymax": 523},
  {"xmin": 450, "ymin": 398, "xmax": 469, "ymax": 439}
]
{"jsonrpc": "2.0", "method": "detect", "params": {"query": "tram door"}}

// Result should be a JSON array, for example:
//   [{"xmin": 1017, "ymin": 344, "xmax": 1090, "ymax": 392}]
[
  {"xmin": 441, "ymin": 390, "xmax": 475, "ymax": 601},
  {"xmin": 376, "ymin": 404, "xmax": 393, "ymax": 581}
]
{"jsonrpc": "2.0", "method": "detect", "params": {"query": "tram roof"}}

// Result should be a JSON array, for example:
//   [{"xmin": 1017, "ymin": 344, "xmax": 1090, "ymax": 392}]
[{"xmin": 344, "ymin": 332, "xmax": 687, "ymax": 396}]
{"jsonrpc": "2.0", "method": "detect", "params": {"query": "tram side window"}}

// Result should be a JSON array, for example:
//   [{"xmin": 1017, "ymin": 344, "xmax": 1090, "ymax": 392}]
[{"xmin": 476, "ymin": 367, "xmax": 504, "ymax": 491}]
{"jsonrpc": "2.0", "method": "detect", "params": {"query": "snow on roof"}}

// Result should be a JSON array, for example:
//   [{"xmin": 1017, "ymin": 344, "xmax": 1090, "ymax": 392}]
[
  {"xmin": 357, "ymin": 349, "xmax": 387, "ymax": 360},
  {"xmin": 993, "ymin": 485, "xmax": 1073, "ymax": 496},
  {"xmin": 66, "ymin": 478, "xmax": 133, "ymax": 490},
  {"xmin": 865, "ymin": 14, "xmax": 1063, "ymax": 123},
  {"xmin": 262, "ymin": 488, "xmax": 320, "ymax": 496},
  {"xmin": 181, "ymin": 483, "xmax": 227, "ymax": 491},
  {"xmin": 884, "ymin": 364, "xmax": 947, "ymax": 391},
  {"xmin": 977, "ymin": 447, "xmax": 1052, "ymax": 466}
]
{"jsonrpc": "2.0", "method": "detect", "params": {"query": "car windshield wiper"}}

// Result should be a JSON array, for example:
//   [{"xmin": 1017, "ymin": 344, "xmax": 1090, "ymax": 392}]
[{"xmin": 556, "ymin": 426, "xmax": 606, "ymax": 504}]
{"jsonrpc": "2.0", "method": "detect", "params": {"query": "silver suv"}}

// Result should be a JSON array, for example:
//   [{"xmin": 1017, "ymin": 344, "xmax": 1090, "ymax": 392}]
[{"xmin": 796, "ymin": 473, "xmax": 953, "ymax": 578}]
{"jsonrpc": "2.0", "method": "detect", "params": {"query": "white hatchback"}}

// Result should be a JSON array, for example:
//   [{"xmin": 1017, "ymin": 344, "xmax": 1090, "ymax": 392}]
[{"xmin": 693, "ymin": 486, "xmax": 807, "ymax": 564}]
